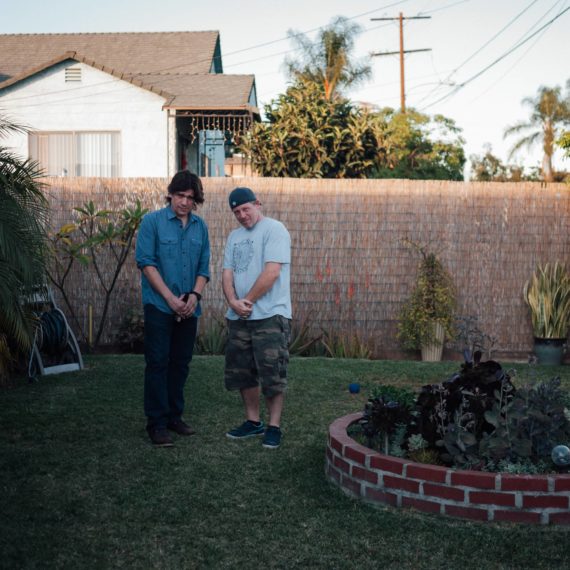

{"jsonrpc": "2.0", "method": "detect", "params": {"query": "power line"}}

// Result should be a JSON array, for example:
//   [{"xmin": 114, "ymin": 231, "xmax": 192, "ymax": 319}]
[
  {"xmin": 466, "ymin": 0, "xmax": 566, "ymax": 105},
  {"xmin": 415, "ymin": 0, "xmax": 541, "ymax": 106},
  {"xmin": 419, "ymin": 6, "xmax": 569, "ymax": 110}
]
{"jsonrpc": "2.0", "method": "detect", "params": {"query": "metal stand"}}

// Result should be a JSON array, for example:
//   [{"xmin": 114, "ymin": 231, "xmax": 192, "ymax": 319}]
[{"xmin": 27, "ymin": 289, "xmax": 84, "ymax": 380}]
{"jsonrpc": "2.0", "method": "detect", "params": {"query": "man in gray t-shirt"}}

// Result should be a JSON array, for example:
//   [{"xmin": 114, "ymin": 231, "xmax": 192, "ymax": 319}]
[{"xmin": 222, "ymin": 187, "xmax": 291, "ymax": 450}]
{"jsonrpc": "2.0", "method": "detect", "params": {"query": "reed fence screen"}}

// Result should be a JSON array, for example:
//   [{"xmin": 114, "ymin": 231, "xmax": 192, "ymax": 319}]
[{"xmin": 44, "ymin": 177, "xmax": 569, "ymax": 359}]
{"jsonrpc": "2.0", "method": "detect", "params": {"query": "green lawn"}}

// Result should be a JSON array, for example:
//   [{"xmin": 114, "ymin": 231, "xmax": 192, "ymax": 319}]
[{"xmin": 2, "ymin": 356, "xmax": 570, "ymax": 569}]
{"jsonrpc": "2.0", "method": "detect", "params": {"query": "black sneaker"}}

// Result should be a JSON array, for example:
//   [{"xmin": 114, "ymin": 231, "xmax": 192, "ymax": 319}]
[
  {"xmin": 167, "ymin": 420, "xmax": 196, "ymax": 436},
  {"xmin": 226, "ymin": 420, "xmax": 265, "ymax": 439},
  {"xmin": 262, "ymin": 426, "xmax": 282, "ymax": 449},
  {"xmin": 148, "ymin": 427, "xmax": 174, "ymax": 447}
]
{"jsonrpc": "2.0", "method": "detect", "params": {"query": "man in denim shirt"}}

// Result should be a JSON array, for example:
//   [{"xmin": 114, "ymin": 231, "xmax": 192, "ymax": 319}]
[{"xmin": 135, "ymin": 170, "xmax": 210, "ymax": 447}]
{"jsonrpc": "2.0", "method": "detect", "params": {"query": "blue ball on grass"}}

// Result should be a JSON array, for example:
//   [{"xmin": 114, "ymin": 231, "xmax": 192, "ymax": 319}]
[{"xmin": 348, "ymin": 382, "xmax": 361, "ymax": 394}]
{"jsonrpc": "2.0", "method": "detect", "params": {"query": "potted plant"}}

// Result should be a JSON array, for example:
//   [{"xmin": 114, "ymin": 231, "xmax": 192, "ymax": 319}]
[
  {"xmin": 523, "ymin": 261, "xmax": 570, "ymax": 365},
  {"xmin": 397, "ymin": 240, "xmax": 457, "ymax": 361}
]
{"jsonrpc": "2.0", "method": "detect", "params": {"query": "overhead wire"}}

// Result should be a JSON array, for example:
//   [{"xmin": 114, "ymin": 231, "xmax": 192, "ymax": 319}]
[
  {"xmin": 418, "ymin": 5, "xmax": 569, "ymax": 111},
  {"xmin": 467, "ymin": 0, "xmax": 567, "ymax": 105},
  {"xmin": 414, "ymin": 0, "xmax": 541, "ymax": 106}
]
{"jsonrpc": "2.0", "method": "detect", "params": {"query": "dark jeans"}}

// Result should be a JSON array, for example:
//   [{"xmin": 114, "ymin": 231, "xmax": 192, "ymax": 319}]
[{"xmin": 143, "ymin": 304, "xmax": 198, "ymax": 430}]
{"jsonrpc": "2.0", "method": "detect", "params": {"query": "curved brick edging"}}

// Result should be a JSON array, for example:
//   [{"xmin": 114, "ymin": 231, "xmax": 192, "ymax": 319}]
[{"xmin": 326, "ymin": 412, "xmax": 570, "ymax": 525}]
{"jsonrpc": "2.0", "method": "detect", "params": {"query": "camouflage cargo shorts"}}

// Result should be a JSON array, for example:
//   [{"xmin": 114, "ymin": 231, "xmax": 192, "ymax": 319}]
[{"xmin": 224, "ymin": 314, "xmax": 291, "ymax": 397}]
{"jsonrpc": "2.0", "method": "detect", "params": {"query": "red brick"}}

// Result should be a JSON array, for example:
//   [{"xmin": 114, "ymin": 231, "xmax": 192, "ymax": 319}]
[
  {"xmin": 553, "ymin": 475, "xmax": 570, "ymax": 492},
  {"xmin": 424, "ymin": 482, "xmax": 465, "ymax": 502},
  {"xmin": 330, "ymin": 435, "xmax": 343, "ymax": 454},
  {"xmin": 384, "ymin": 475, "xmax": 420, "ymax": 494},
  {"xmin": 352, "ymin": 465, "xmax": 379, "ymax": 485},
  {"xmin": 445, "ymin": 504, "xmax": 489, "ymax": 521},
  {"xmin": 406, "ymin": 463, "xmax": 448, "ymax": 483},
  {"xmin": 500, "ymin": 475, "xmax": 548, "ymax": 492},
  {"xmin": 329, "ymin": 413, "xmax": 362, "ymax": 436},
  {"xmin": 369, "ymin": 455, "xmax": 406, "ymax": 475},
  {"xmin": 493, "ymin": 510, "xmax": 542, "ymax": 524},
  {"xmin": 327, "ymin": 464, "xmax": 340, "ymax": 483},
  {"xmin": 523, "ymin": 495, "xmax": 569, "ymax": 509},
  {"xmin": 549, "ymin": 511, "xmax": 570, "ymax": 525},
  {"xmin": 364, "ymin": 487, "xmax": 398, "ymax": 506},
  {"xmin": 333, "ymin": 455, "xmax": 350, "ymax": 473},
  {"xmin": 402, "ymin": 496, "xmax": 441, "ymax": 514},
  {"xmin": 470, "ymin": 491, "xmax": 516, "ymax": 507},
  {"xmin": 451, "ymin": 470, "xmax": 497, "ymax": 489},
  {"xmin": 345, "ymin": 444, "xmax": 370, "ymax": 465},
  {"xmin": 341, "ymin": 474, "xmax": 361, "ymax": 496}
]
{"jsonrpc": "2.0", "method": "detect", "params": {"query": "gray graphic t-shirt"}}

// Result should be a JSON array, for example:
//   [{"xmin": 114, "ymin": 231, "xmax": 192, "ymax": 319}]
[{"xmin": 223, "ymin": 217, "xmax": 291, "ymax": 320}]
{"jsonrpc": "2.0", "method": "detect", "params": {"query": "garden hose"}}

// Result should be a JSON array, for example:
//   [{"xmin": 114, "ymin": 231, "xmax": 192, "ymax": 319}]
[{"xmin": 35, "ymin": 309, "xmax": 69, "ymax": 356}]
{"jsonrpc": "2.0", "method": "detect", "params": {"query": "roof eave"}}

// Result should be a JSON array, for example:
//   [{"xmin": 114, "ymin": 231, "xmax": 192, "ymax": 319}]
[{"xmin": 164, "ymin": 103, "xmax": 259, "ymax": 116}]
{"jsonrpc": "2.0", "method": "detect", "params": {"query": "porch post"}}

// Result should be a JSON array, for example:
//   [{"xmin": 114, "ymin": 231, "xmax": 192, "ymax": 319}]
[{"xmin": 167, "ymin": 110, "xmax": 177, "ymax": 178}]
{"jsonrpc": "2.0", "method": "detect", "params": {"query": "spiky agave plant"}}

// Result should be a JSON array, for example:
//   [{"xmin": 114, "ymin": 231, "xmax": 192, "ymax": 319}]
[{"xmin": 523, "ymin": 261, "xmax": 570, "ymax": 339}]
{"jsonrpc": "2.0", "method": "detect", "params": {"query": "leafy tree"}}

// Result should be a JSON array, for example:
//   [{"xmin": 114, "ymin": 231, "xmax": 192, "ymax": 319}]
[
  {"xmin": 47, "ymin": 200, "xmax": 147, "ymax": 348},
  {"xmin": 558, "ymin": 131, "xmax": 570, "ymax": 158},
  {"xmin": 239, "ymin": 80, "xmax": 466, "ymax": 180},
  {"xmin": 504, "ymin": 82, "xmax": 570, "ymax": 182},
  {"xmin": 370, "ymin": 109, "xmax": 466, "ymax": 181},
  {"xmin": 285, "ymin": 16, "xmax": 372, "ymax": 101},
  {"xmin": 238, "ymin": 80, "xmax": 386, "ymax": 178},
  {"xmin": 0, "ymin": 115, "xmax": 49, "ymax": 382},
  {"xmin": 470, "ymin": 145, "xmax": 540, "ymax": 182}
]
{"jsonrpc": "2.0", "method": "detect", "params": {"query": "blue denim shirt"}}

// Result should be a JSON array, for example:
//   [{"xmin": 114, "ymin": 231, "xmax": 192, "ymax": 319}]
[{"xmin": 135, "ymin": 206, "xmax": 210, "ymax": 316}]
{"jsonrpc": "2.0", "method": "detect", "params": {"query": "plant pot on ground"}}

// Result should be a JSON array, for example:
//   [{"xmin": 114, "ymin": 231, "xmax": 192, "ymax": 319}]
[
  {"xmin": 397, "ymin": 240, "xmax": 457, "ymax": 361},
  {"xmin": 523, "ymin": 261, "xmax": 570, "ymax": 365}
]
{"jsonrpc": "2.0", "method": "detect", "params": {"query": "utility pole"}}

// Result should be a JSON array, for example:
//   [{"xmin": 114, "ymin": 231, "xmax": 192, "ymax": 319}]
[{"xmin": 371, "ymin": 13, "xmax": 431, "ymax": 113}]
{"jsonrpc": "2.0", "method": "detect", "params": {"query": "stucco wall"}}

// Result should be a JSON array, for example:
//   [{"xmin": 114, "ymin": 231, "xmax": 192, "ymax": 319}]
[{"xmin": 0, "ymin": 61, "xmax": 168, "ymax": 177}]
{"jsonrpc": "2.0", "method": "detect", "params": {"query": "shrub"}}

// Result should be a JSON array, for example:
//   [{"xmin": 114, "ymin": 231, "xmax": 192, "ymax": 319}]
[
  {"xmin": 357, "ymin": 358, "xmax": 570, "ymax": 472},
  {"xmin": 320, "ymin": 328, "xmax": 371, "ymax": 359},
  {"xmin": 115, "ymin": 307, "xmax": 144, "ymax": 354},
  {"xmin": 195, "ymin": 312, "xmax": 227, "ymax": 355}
]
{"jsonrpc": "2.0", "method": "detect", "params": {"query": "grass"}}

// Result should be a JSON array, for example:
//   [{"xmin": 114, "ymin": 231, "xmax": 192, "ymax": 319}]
[{"xmin": 1, "ymin": 356, "xmax": 570, "ymax": 569}]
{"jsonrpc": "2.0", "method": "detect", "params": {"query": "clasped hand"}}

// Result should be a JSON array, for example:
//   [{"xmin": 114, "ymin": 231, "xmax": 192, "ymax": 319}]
[
  {"xmin": 170, "ymin": 293, "xmax": 197, "ymax": 320},
  {"xmin": 233, "ymin": 298, "xmax": 253, "ymax": 319}
]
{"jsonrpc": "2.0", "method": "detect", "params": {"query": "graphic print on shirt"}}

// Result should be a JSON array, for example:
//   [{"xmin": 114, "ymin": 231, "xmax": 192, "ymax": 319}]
[{"xmin": 232, "ymin": 239, "xmax": 254, "ymax": 273}]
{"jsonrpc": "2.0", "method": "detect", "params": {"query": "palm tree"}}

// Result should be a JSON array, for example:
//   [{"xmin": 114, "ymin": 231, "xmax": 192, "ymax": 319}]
[
  {"xmin": 504, "ymin": 82, "xmax": 570, "ymax": 182},
  {"xmin": 0, "ymin": 115, "xmax": 49, "ymax": 380},
  {"xmin": 285, "ymin": 16, "xmax": 372, "ymax": 101}
]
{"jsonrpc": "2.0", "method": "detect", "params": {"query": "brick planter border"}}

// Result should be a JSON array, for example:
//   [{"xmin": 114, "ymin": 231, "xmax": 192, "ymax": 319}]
[{"xmin": 326, "ymin": 412, "xmax": 570, "ymax": 525}]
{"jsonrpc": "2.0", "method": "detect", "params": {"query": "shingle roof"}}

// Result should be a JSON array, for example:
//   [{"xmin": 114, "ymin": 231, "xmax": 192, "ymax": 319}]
[{"xmin": 0, "ymin": 32, "xmax": 258, "ymax": 113}]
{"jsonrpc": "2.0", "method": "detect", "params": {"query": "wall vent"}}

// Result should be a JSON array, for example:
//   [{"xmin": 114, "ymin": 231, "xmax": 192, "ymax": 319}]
[{"xmin": 65, "ymin": 66, "xmax": 82, "ymax": 82}]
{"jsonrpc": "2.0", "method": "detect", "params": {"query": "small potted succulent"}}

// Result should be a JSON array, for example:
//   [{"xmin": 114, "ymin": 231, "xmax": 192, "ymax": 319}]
[
  {"xmin": 523, "ymin": 261, "xmax": 570, "ymax": 365},
  {"xmin": 397, "ymin": 240, "xmax": 457, "ymax": 361}
]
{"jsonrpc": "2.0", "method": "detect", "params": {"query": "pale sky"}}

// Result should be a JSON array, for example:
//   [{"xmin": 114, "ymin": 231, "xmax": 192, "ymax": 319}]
[{"xmin": 2, "ymin": 0, "xmax": 569, "ymax": 173}]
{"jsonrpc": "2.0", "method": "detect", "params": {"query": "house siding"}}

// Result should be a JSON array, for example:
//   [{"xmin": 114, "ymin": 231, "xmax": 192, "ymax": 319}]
[{"xmin": 0, "ymin": 61, "xmax": 168, "ymax": 177}]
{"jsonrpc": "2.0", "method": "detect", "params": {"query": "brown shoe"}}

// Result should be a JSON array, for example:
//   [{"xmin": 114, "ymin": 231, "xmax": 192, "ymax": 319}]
[
  {"xmin": 167, "ymin": 420, "xmax": 196, "ymax": 436},
  {"xmin": 148, "ymin": 427, "xmax": 174, "ymax": 447}
]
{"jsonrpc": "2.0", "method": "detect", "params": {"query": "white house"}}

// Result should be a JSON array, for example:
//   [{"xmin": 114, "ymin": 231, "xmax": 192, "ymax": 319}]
[{"xmin": 0, "ymin": 32, "xmax": 259, "ymax": 178}]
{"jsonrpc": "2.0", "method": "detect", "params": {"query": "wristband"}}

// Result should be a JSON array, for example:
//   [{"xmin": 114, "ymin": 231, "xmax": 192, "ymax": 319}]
[{"xmin": 190, "ymin": 290, "xmax": 202, "ymax": 301}]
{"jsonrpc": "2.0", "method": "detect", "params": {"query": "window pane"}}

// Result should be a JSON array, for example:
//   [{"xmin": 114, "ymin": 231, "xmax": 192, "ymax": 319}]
[
  {"xmin": 29, "ymin": 131, "xmax": 120, "ymax": 177},
  {"xmin": 77, "ymin": 132, "xmax": 120, "ymax": 177},
  {"xmin": 29, "ymin": 132, "xmax": 74, "ymax": 176}
]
